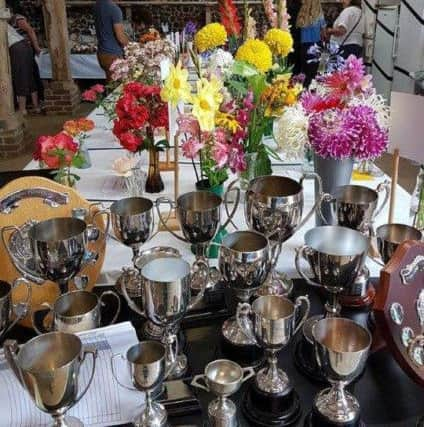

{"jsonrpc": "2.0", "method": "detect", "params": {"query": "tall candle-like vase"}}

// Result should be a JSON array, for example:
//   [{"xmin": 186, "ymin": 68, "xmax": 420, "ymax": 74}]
[{"xmin": 145, "ymin": 148, "xmax": 164, "ymax": 193}]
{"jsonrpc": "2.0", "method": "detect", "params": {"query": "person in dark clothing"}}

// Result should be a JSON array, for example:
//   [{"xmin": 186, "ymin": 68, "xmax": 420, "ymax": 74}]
[{"xmin": 287, "ymin": 0, "xmax": 302, "ymax": 75}]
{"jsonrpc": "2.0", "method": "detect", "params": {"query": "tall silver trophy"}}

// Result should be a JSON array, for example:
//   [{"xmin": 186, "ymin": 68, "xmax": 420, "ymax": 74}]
[
  {"xmin": 307, "ymin": 317, "xmax": 371, "ymax": 426},
  {"xmin": 231, "ymin": 173, "xmax": 330, "ymax": 296},
  {"xmin": 157, "ymin": 190, "xmax": 238, "ymax": 290},
  {"xmin": 122, "ymin": 257, "xmax": 207, "ymax": 379},
  {"xmin": 4, "ymin": 332, "xmax": 97, "ymax": 427}
]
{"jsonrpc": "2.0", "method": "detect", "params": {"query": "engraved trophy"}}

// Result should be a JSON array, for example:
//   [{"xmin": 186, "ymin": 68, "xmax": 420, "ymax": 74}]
[
  {"xmin": 157, "ymin": 190, "xmax": 238, "ymax": 290},
  {"xmin": 219, "ymin": 230, "xmax": 274, "ymax": 364},
  {"xmin": 236, "ymin": 295, "xmax": 310, "ymax": 426},
  {"xmin": 191, "ymin": 359, "xmax": 255, "ymax": 427},
  {"xmin": 240, "ymin": 173, "xmax": 330, "ymax": 296},
  {"xmin": 295, "ymin": 226, "xmax": 369, "ymax": 381},
  {"xmin": 112, "ymin": 341, "xmax": 169, "ymax": 427},
  {"xmin": 328, "ymin": 182, "xmax": 390, "ymax": 306},
  {"xmin": 122, "ymin": 257, "xmax": 207, "ymax": 379},
  {"xmin": 305, "ymin": 317, "xmax": 371, "ymax": 427},
  {"xmin": 4, "ymin": 332, "xmax": 97, "ymax": 427}
]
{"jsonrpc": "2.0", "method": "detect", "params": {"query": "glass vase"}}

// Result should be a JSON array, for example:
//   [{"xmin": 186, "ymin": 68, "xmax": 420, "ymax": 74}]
[
  {"xmin": 238, "ymin": 152, "xmax": 258, "ymax": 191},
  {"xmin": 145, "ymin": 148, "xmax": 164, "ymax": 193}
]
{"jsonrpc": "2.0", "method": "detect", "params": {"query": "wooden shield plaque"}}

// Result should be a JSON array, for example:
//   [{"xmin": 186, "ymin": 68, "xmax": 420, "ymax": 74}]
[{"xmin": 374, "ymin": 240, "xmax": 424, "ymax": 386}]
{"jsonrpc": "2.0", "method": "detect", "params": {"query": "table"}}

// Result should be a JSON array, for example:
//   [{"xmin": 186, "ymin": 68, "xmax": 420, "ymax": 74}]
[{"xmin": 37, "ymin": 52, "xmax": 106, "ymax": 80}]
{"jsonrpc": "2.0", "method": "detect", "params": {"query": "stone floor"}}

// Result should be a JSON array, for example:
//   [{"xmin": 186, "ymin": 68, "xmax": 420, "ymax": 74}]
[{"xmin": 0, "ymin": 105, "xmax": 419, "ymax": 196}]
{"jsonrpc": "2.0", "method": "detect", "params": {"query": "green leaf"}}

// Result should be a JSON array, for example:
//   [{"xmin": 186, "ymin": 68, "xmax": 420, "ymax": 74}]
[
  {"xmin": 255, "ymin": 148, "xmax": 272, "ymax": 176},
  {"xmin": 247, "ymin": 74, "xmax": 267, "ymax": 103},
  {"xmin": 227, "ymin": 79, "xmax": 248, "ymax": 97},
  {"xmin": 232, "ymin": 60, "xmax": 259, "ymax": 78}
]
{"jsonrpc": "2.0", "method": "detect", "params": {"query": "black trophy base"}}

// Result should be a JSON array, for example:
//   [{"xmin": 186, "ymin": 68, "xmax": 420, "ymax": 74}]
[
  {"xmin": 159, "ymin": 380, "xmax": 201, "ymax": 417},
  {"xmin": 294, "ymin": 339, "xmax": 326, "ymax": 383},
  {"xmin": 304, "ymin": 404, "xmax": 365, "ymax": 427},
  {"xmin": 242, "ymin": 380, "xmax": 302, "ymax": 426},
  {"xmin": 220, "ymin": 334, "xmax": 264, "ymax": 367}
]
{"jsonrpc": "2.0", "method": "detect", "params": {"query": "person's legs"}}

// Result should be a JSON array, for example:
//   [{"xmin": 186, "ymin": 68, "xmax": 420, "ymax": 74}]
[
  {"xmin": 31, "ymin": 91, "xmax": 40, "ymax": 112},
  {"xmin": 97, "ymin": 52, "xmax": 120, "ymax": 82},
  {"xmin": 340, "ymin": 44, "xmax": 363, "ymax": 59},
  {"xmin": 300, "ymin": 42, "xmax": 319, "ymax": 87},
  {"xmin": 17, "ymin": 96, "xmax": 27, "ymax": 115}
]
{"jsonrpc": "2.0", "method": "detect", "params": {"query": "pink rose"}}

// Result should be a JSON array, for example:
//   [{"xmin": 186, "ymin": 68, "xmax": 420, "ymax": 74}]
[
  {"xmin": 118, "ymin": 131, "xmax": 143, "ymax": 152},
  {"xmin": 92, "ymin": 84, "xmax": 105, "ymax": 94},
  {"xmin": 82, "ymin": 89, "xmax": 97, "ymax": 102}
]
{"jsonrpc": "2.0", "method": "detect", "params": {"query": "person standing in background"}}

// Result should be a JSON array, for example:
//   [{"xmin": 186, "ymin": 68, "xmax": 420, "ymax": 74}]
[
  {"xmin": 296, "ymin": 0, "xmax": 326, "ymax": 87},
  {"xmin": 287, "ymin": 0, "xmax": 302, "ymax": 75},
  {"xmin": 326, "ymin": 0, "xmax": 364, "ymax": 58},
  {"xmin": 94, "ymin": 0, "xmax": 129, "ymax": 81}
]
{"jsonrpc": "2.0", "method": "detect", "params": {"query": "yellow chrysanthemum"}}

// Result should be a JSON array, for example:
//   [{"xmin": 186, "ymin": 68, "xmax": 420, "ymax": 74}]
[
  {"xmin": 235, "ymin": 39, "xmax": 272, "ymax": 73},
  {"xmin": 215, "ymin": 112, "xmax": 241, "ymax": 134},
  {"xmin": 194, "ymin": 23, "xmax": 227, "ymax": 53},
  {"xmin": 191, "ymin": 80, "xmax": 221, "ymax": 132},
  {"xmin": 264, "ymin": 29, "xmax": 293, "ymax": 57},
  {"xmin": 161, "ymin": 62, "xmax": 192, "ymax": 106}
]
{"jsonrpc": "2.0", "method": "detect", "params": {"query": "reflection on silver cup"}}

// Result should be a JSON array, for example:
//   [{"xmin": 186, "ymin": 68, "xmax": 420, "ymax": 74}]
[
  {"xmin": 376, "ymin": 223, "xmax": 423, "ymax": 264},
  {"xmin": 219, "ymin": 231, "xmax": 272, "ymax": 346},
  {"xmin": 4, "ymin": 332, "xmax": 97, "ymax": 427},
  {"xmin": 191, "ymin": 359, "xmax": 255, "ymax": 427},
  {"xmin": 0, "ymin": 278, "xmax": 31, "ymax": 341},
  {"xmin": 237, "ymin": 295, "xmax": 310, "ymax": 394},
  {"xmin": 312, "ymin": 317, "xmax": 371, "ymax": 424},
  {"xmin": 27, "ymin": 217, "xmax": 98, "ymax": 294},
  {"xmin": 111, "ymin": 341, "xmax": 168, "ymax": 427},
  {"xmin": 295, "ymin": 226, "xmax": 369, "ymax": 315},
  {"xmin": 32, "ymin": 289, "xmax": 121, "ymax": 334}
]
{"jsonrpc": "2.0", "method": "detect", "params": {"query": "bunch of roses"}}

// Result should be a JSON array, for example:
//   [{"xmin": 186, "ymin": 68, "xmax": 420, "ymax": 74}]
[
  {"xmin": 33, "ymin": 132, "xmax": 79, "ymax": 169},
  {"xmin": 113, "ymin": 82, "xmax": 169, "ymax": 153},
  {"xmin": 82, "ymin": 84, "xmax": 105, "ymax": 103},
  {"xmin": 63, "ymin": 118, "xmax": 95, "ymax": 137}
]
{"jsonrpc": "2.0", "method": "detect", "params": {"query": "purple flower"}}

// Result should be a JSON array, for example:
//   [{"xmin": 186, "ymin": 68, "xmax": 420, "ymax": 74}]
[{"xmin": 184, "ymin": 21, "xmax": 197, "ymax": 37}]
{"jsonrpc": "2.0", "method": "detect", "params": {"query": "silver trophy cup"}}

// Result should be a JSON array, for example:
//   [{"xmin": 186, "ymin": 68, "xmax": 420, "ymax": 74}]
[
  {"xmin": 237, "ymin": 295, "xmax": 310, "ymax": 394},
  {"xmin": 157, "ymin": 190, "xmax": 238, "ymax": 290},
  {"xmin": 0, "ymin": 278, "xmax": 31, "ymax": 341},
  {"xmin": 112, "ymin": 341, "xmax": 168, "ymax": 427},
  {"xmin": 241, "ymin": 173, "xmax": 330, "ymax": 296},
  {"xmin": 312, "ymin": 317, "xmax": 371, "ymax": 424},
  {"xmin": 4, "ymin": 332, "xmax": 97, "ymax": 427},
  {"xmin": 295, "ymin": 226, "xmax": 369, "ymax": 317},
  {"xmin": 24, "ymin": 217, "xmax": 98, "ymax": 294},
  {"xmin": 219, "ymin": 230, "xmax": 273, "ymax": 346},
  {"xmin": 122, "ymin": 257, "xmax": 207, "ymax": 379},
  {"xmin": 191, "ymin": 359, "xmax": 255, "ymax": 427},
  {"xmin": 32, "ymin": 289, "xmax": 121, "ymax": 334}
]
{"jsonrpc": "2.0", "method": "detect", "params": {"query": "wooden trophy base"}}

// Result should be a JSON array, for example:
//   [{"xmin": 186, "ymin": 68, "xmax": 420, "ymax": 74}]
[
  {"xmin": 304, "ymin": 404, "xmax": 365, "ymax": 427},
  {"xmin": 339, "ymin": 284, "xmax": 376, "ymax": 309},
  {"xmin": 242, "ymin": 380, "xmax": 302, "ymax": 427}
]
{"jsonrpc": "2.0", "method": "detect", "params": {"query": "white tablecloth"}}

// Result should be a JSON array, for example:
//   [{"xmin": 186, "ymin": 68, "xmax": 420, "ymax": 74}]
[
  {"xmin": 37, "ymin": 52, "xmax": 106, "ymax": 80},
  {"xmin": 25, "ymin": 106, "xmax": 414, "ymax": 283}
]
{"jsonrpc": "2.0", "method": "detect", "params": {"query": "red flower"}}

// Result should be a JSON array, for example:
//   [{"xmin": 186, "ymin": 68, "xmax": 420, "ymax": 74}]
[
  {"xmin": 113, "ymin": 118, "xmax": 132, "ymax": 137},
  {"xmin": 218, "ymin": 0, "xmax": 241, "ymax": 37},
  {"xmin": 35, "ymin": 132, "xmax": 78, "ymax": 168},
  {"xmin": 82, "ymin": 89, "xmax": 97, "ymax": 102},
  {"xmin": 124, "ymin": 82, "xmax": 146, "ymax": 98},
  {"xmin": 150, "ymin": 104, "xmax": 169, "ymax": 129},
  {"xmin": 118, "ymin": 131, "xmax": 143, "ymax": 152},
  {"xmin": 92, "ymin": 84, "xmax": 105, "ymax": 93}
]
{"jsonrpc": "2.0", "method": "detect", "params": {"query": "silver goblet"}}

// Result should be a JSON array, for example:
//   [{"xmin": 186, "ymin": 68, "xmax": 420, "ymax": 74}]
[
  {"xmin": 219, "ymin": 230, "xmax": 273, "ymax": 347},
  {"xmin": 237, "ymin": 295, "xmax": 310, "ymax": 394},
  {"xmin": 191, "ymin": 359, "xmax": 255, "ymax": 427},
  {"xmin": 241, "ymin": 173, "xmax": 330, "ymax": 296},
  {"xmin": 4, "ymin": 332, "xmax": 97, "ymax": 427},
  {"xmin": 312, "ymin": 317, "xmax": 371, "ymax": 424},
  {"xmin": 112, "ymin": 341, "xmax": 168, "ymax": 427},
  {"xmin": 157, "ymin": 190, "xmax": 238, "ymax": 290},
  {"xmin": 122, "ymin": 257, "xmax": 207, "ymax": 379}
]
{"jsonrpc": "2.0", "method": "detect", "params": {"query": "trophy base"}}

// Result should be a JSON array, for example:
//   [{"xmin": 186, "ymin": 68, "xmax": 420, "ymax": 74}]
[
  {"xmin": 51, "ymin": 416, "xmax": 84, "ymax": 427},
  {"xmin": 257, "ymin": 272, "xmax": 293, "ymax": 298},
  {"xmin": 304, "ymin": 405, "xmax": 365, "ymax": 427},
  {"xmin": 242, "ymin": 380, "xmax": 302, "ymax": 426},
  {"xmin": 160, "ymin": 379, "xmax": 202, "ymax": 417},
  {"xmin": 220, "ymin": 332, "xmax": 264, "ymax": 367},
  {"xmin": 134, "ymin": 401, "xmax": 167, "ymax": 427},
  {"xmin": 167, "ymin": 353, "xmax": 188, "ymax": 380},
  {"xmin": 294, "ymin": 338, "xmax": 326, "ymax": 383},
  {"xmin": 339, "ymin": 284, "xmax": 376, "ymax": 309}
]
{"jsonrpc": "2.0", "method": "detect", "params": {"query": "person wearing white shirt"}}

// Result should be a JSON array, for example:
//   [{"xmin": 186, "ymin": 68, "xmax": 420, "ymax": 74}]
[{"xmin": 326, "ymin": 0, "xmax": 364, "ymax": 59}]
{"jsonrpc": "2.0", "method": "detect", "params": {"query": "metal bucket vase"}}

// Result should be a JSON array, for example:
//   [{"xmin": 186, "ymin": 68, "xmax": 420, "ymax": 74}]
[{"xmin": 314, "ymin": 154, "xmax": 354, "ymax": 226}]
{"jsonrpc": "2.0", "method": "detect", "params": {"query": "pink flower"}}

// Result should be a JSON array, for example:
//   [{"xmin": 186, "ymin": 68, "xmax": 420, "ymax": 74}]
[
  {"xmin": 181, "ymin": 136, "xmax": 204, "ymax": 159},
  {"xmin": 228, "ymin": 142, "xmax": 246, "ymax": 173},
  {"xmin": 243, "ymin": 90, "xmax": 254, "ymax": 111},
  {"xmin": 177, "ymin": 115, "xmax": 201, "ymax": 137},
  {"xmin": 92, "ymin": 84, "xmax": 105, "ymax": 94},
  {"xmin": 82, "ymin": 89, "xmax": 97, "ymax": 102},
  {"xmin": 213, "ymin": 140, "xmax": 230, "ymax": 168}
]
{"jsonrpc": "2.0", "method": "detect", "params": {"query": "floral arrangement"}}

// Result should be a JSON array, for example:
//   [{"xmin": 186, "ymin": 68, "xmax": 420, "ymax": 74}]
[
  {"xmin": 82, "ymin": 83, "xmax": 119, "ymax": 121},
  {"xmin": 63, "ymin": 118, "xmax": 95, "ymax": 141},
  {"xmin": 274, "ymin": 55, "xmax": 390, "ymax": 160},
  {"xmin": 113, "ymin": 81, "xmax": 169, "ymax": 153},
  {"xmin": 194, "ymin": 23, "xmax": 228, "ymax": 53},
  {"xmin": 82, "ymin": 84, "xmax": 105, "ymax": 103}
]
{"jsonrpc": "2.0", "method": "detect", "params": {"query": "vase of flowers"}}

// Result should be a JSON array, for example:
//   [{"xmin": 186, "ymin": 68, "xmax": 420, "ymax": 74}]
[
  {"xmin": 63, "ymin": 118, "xmax": 95, "ymax": 169},
  {"xmin": 113, "ymin": 81, "xmax": 169, "ymax": 193}
]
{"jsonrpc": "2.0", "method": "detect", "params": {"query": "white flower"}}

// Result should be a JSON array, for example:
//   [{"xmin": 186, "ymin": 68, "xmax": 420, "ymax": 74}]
[
  {"xmin": 112, "ymin": 156, "xmax": 137, "ymax": 177},
  {"xmin": 273, "ymin": 104, "xmax": 309, "ymax": 160},
  {"xmin": 208, "ymin": 49, "xmax": 234, "ymax": 77},
  {"xmin": 349, "ymin": 91, "xmax": 390, "ymax": 130}
]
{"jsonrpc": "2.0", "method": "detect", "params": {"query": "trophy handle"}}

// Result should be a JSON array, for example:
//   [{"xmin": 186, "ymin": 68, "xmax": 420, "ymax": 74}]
[
  {"xmin": 1, "ymin": 225, "xmax": 24, "ymax": 264},
  {"xmin": 31, "ymin": 302, "xmax": 54, "ymax": 335},
  {"xmin": 241, "ymin": 366, "xmax": 256, "ymax": 383},
  {"xmin": 223, "ymin": 179, "xmax": 240, "ymax": 230},
  {"xmin": 293, "ymin": 295, "xmax": 311, "ymax": 336},
  {"xmin": 121, "ymin": 277, "xmax": 145, "ymax": 317},
  {"xmin": 188, "ymin": 257, "xmax": 210, "ymax": 310},
  {"xmin": 191, "ymin": 374, "xmax": 209, "ymax": 392},
  {"xmin": 236, "ymin": 302, "xmax": 258, "ymax": 345},
  {"xmin": 75, "ymin": 346, "xmax": 98, "ymax": 404},
  {"xmin": 295, "ymin": 245, "xmax": 321, "ymax": 288},
  {"xmin": 91, "ymin": 209, "xmax": 111, "ymax": 240},
  {"xmin": 155, "ymin": 197, "xmax": 188, "ymax": 243},
  {"xmin": 111, "ymin": 353, "xmax": 137, "ymax": 391},
  {"xmin": 373, "ymin": 180, "xmax": 390, "ymax": 220},
  {"xmin": 296, "ymin": 173, "xmax": 333, "ymax": 232},
  {"xmin": 99, "ymin": 290, "xmax": 121, "ymax": 326},
  {"xmin": 1, "ymin": 278, "xmax": 32, "ymax": 339}
]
